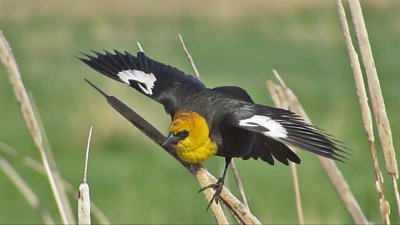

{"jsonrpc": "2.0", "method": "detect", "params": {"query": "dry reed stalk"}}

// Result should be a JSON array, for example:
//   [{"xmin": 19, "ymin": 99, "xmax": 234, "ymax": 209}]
[
  {"xmin": 269, "ymin": 71, "xmax": 304, "ymax": 225},
  {"xmin": 90, "ymin": 203, "xmax": 111, "ymax": 225},
  {"xmin": 84, "ymin": 79, "xmax": 261, "ymax": 224},
  {"xmin": 178, "ymin": 34, "xmax": 250, "ymax": 210},
  {"xmin": 178, "ymin": 34, "xmax": 201, "ymax": 80},
  {"xmin": 199, "ymin": 167, "xmax": 261, "ymax": 224},
  {"xmin": 192, "ymin": 165, "xmax": 230, "ymax": 224},
  {"xmin": 78, "ymin": 126, "xmax": 93, "ymax": 225},
  {"xmin": 347, "ymin": 0, "xmax": 398, "ymax": 177},
  {"xmin": 347, "ymin": 0, "xmax": 400, "ymax": 219},
  {"xmin": 136, "ymin": 42, "xmax": 144, "ymax": 52},
  {"xmin": 267, "ymin": 75, "xmax": 369, "ymax": 225},
  {"xmin": 78, "ymin": 183, "xmax": 90, "ymax": 225},
  {"xmin": 27, "ymin": 90, "xmax": 76, "ymax": 224},
  {"xmin": 0, "ymin": 157, "xmax": 55, "ymax": 225},
  {"xmin": 229, "ymin": 160, "xmax": 249, "ymax": 209},
  {"xmin": 290, "ymin": 163, "xmax": 304, "ymax": 224},
  {"xmin": 319, "ymin": 159, "xmax": 369, "ymax": 224},
  {"xmin": 0, "ymin": 142, "xmax": 111, "ymax": 224},
  {"xmin": 336, "ymin": 0, "xmax": 390, "ymax": 223},
  {"xmin": 0, "ymin": 30, "xmax": 74, "ymax": 224}
]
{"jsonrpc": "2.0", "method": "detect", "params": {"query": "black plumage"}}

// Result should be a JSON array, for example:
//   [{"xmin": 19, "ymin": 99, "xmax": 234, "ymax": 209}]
[
  {"xmin": 81, "ymin": 50, "xmax": 205, "ymax": 116},
  {"xmin": 80, "ymin": 50, "xmax": 345, "ymax": 164},
  {"xmin": 81, "ymin": 50, "xmax": 346, "ymax": 208}
]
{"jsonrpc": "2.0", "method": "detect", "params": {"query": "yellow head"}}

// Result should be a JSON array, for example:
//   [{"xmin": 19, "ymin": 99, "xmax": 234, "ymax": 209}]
[{"xmin": 163, "ymin": 110, "xmax": 217, "ymax": 163}]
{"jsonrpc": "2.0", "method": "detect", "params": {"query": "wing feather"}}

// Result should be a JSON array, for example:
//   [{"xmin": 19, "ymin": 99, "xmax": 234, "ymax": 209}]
[
  {"xmin": 243, "ymin": 134, "xmax": 301, "ymax": 165},
  {"xmin": 80, "ymin": 50, "xmax": 205, "ymax": 116},
  {"xmin": 227, "ymin": 104, "xmax": 346, "ymax": 161}
]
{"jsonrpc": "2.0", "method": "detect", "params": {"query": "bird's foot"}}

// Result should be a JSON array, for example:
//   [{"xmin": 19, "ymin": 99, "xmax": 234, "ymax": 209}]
[{"xmin": 198, "ymin": 177, "xmax": 224, "ymax": 211}]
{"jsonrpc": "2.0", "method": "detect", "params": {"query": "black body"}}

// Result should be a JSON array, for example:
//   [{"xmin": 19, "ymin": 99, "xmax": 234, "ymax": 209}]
[{"xmin": 80, "ymin": 50, "xmax": 345, "ymax": 166}]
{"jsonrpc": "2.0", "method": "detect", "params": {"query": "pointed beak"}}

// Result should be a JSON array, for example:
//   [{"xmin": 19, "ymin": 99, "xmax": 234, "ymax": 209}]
[{"xmin": 162, "ymin": 133, "xmax": 180, "ymax": 146}]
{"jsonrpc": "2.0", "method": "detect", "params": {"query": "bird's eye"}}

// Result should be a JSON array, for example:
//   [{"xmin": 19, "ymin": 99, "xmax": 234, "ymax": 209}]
[{"xmin": 176, "ymin": 130, "xmax": 189, "ymax": 139}]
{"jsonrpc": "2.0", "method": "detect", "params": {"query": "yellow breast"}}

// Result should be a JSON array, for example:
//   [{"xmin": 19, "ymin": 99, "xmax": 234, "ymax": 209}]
[
  {"xmin": 175, "ymin": 138, "xmax": 217, "ymax": 163},
  {"xmin": 169, "ymin": 110, "xmax": 217, "ymax": 163}
]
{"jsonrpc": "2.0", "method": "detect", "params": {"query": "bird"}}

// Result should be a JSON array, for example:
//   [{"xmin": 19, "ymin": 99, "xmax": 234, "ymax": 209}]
[{"xmin": 80, "ymin": 50, "xmax": 345, "ymax": 209}]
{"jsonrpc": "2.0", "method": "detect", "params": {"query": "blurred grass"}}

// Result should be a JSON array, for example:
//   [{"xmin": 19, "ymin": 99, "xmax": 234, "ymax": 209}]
[{"xmin": 0, "ymin": 0, "xmax": 399, "ymax": 224}]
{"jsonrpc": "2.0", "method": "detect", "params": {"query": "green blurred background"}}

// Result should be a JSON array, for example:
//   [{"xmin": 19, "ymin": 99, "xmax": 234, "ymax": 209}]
[{"xmin": 0, "ymin": 0, "xmax": 399, "ymax": 224}]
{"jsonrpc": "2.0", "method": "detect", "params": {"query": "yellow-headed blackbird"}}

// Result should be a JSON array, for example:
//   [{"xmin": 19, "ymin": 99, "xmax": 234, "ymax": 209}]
[{"xmin": 81, "ymin": 50, "xmax": 345, "ymax": 208}]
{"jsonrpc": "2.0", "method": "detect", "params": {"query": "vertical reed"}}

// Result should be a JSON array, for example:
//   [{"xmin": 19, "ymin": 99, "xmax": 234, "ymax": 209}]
[
  {"xmin": 0, "ymin": 30, "xmax": 74, "ymax": 224},
  {"xmin": 336, "ymin": 0, "xmax": 390, "ymax": 223},
  {"xmin": 347, "ymin": 0, "xmax": 400, "ymax": 220}
]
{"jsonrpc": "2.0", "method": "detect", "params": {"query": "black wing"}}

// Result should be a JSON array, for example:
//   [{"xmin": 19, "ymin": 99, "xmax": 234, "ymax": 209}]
[
  {"xmin": 226, "ymin": 103, "xmax": 346, "ymax": 161},
  {"xmin": 212, "ymin": 86, "xmax": 254, "ymax": 102},
  {"xmin": 80, "ymin": 50, "xmax": 205, "ymax": 116},
  {"xmin": 212, "ymin": 86, "xmax": 302, "ymax": 165}
]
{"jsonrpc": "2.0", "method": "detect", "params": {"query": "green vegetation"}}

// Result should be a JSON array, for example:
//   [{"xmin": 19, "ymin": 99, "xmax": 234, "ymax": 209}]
[{"xmin": 0, "ymin": 1, "xmax": 399, "ymax": 224}]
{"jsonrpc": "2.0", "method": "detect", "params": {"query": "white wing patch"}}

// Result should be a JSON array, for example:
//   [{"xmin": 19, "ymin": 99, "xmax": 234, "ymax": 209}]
[
  {"xmin": 239, "ymin": 115, "xmax": 288, "ymax": 138},
  {"xmin": 117, "ymin": 69, "xmax": 157, "ymax": 95}
]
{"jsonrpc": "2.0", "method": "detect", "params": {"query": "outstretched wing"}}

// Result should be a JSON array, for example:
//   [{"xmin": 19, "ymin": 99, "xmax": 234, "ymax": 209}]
[
  {"xmin": 226, "ymin": 103, "xmax": 346, "ymax": 161},
  {"xmin": 243, "ymin": 133, "xmax": 301, "ymax": 165},
  {"xmin": 80, "ymin": 50, "xmax": 205, "ymax": 116}
]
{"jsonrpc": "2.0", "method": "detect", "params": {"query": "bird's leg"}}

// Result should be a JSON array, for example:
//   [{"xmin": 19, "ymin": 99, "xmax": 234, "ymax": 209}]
[{"xmin": 199, "ymin": 157, "xmax": 232, "ymax": 210}]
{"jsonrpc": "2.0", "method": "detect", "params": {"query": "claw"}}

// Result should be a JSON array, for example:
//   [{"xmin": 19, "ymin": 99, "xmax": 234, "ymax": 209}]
[
  {"xmin": 199, "ymin": 178, "xmax": 225, "ymax": 211},
  {"xmin": 198, "ymin": 183, "xmax": 218, "ymax": 193},
  {"xmin": 206, "ymin": 193, "xmax": 218, "ymax": 211}
]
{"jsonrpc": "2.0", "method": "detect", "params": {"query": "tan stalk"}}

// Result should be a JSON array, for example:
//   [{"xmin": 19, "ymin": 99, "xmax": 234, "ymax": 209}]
[
  {"xmin": 268, "ymin": 71, "xmax": 304, "ymax": 225},
  {"xmin": 336, "ymin": 0, "xmax": 390, "ymax": 223},
  {"xmin": 0, "ymin": 157, "xmax": 55, "ymax": 225},
  {"xmin": 178, "ymin": 34, "xmax": 249, "ymax": 210},
  {"xmin": 290, "ymin": 163, "xmax": 304, "ymax": 224},
  {"xmin": 229, "ymin": 160, "xmax": 249, "ymax": 209},
  {"xmin": 28, "ymin": 91, "xmax": 76, "ymax": 224},
  {"xmin": 178, "ymin": 34, "xmax": 201, "ymax": 80},
  {"xmin": 78, "ymin": 126, "xmax": 93, "ymax": 225},
  {"xmin": 193, "ymin": 165, "xmax": 230, "ymax": 224},
  {"xmin": 0, "ymin": 142, "xmax": 111, "ymax": 224},
  {"xmin": 267, "ymin": 74, "xmax": 369, "ymax": 225},
  {"xmin": 196, "ymin": 166, "xmax": 261, "ymax": 224},
  {"xmin": 347, "ymin": 0, "xmax": 400, "ymax": 219},
  {"xmin": 90, "ymin": 203, "xmax": 110, "ymax": 225},
  {"xmin": 136, "ymin": 42, "xmax": 144, "ymax": 52},
  {"xmin": 0, "ymin": 30, "xmax": 73, "ymax": 224}
]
